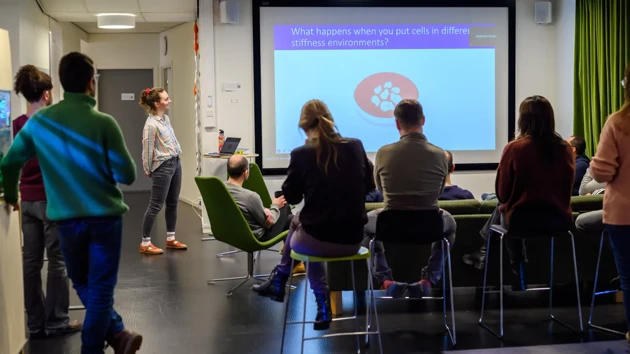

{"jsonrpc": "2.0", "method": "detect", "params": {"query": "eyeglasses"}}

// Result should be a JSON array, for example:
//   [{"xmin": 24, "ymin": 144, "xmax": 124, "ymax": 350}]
[{"xmin": 93, "ymin": 73, "xmax": 100, "ymax": 81}]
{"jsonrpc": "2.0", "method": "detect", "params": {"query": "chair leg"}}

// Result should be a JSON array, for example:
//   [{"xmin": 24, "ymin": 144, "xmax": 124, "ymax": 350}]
[
  {"xmin": 499, "ymin": 234, "xmax": 504, "ymax": 339},
  {"xmin": 226, "ymin": 276, "xmax": 252, "ymax": 297},
  {"xmin": 350, "ymin": 260, "xmax": 360, "ymax": 354},
  {"xmin": 570, "ymin": 232, "xmax": 584, "ymax": 332},
  {"xmin": 216, "ymin": 249, "xmax": 242, "ymax": 258},
  {"xmin": 588, "ymin": 233, "xmax": 605, "ymax": 327},
  {"xmin": 549, "ymin": 232, "xmax": 584, "ymax": 333},
  {"xmin": 479, "ymin": 233, "xmax": 492, "ymax": 324},
  {"xmin": 280, "ymin": 259, "xmax": 295, "ymax": 354},
  {"xmin": 443, "ymin": 239, "xmax": 457, "ymax": 345},
  {"xmin": 479, "ymin": 230, "xmax": 504, "ymax": 339},
  {"xmin": 366, "ymin": 239, "xmax": 375, "ymax": 347},
  {"xmin": 588, "ymin": 233, "xmax": 625, "ymax": 336},
  {"xmin": 366, "ymin": 255, "xmax": 384, "ymax": 354},
  {"xmin": 300, "ymin": 261, "xmax": 309, "ymax": 354},
  {"xmin": 549, "ymin": 237, "xmax": 555, "ymax": 319}
]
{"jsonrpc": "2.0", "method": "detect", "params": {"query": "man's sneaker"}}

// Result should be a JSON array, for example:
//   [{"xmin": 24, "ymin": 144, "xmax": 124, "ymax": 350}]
[
  {"xmin": 407, "ymin": 279, "xmax": 432, "ymax": 298},
  {"xmin": 47, "ymin": 320, "xmax": 83, "ymax": 337},
  {"xmin": 383, "ymin": 281, "xmax": 408, "ymax": 298},
  {"xmin": 139, "ymin": 243, "xmax": 163, "ymax": 255},
  {"xmin": 107, "ymin": 330, "xmax": 143, "ymax": 354},
  {"xmin": 166, "ymin": 239, "xmax": 187, "ymax": 250}
]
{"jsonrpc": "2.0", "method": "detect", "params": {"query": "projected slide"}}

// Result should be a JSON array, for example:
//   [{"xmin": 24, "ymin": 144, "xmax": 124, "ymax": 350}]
[
  {"xmin": 258, "ymin": 6, "xmax": 510, "ymax": 169},
  {"xmin": 273, "ymin": 24, "xmax": 497, "ymax": 154}
]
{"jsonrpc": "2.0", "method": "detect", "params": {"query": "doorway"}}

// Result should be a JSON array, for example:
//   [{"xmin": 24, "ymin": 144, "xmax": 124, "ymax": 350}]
[{"xmin": 97, "ymin": 69, "xmax": 153, "ymax": 192}]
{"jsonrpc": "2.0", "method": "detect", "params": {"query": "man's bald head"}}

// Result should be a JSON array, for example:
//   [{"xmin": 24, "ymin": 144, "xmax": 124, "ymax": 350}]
[{"xmin": 227, "ymin": 155, "xmax": 249, "ymax": 180}]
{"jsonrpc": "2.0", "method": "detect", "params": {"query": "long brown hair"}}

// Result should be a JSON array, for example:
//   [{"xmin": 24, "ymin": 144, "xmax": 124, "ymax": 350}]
[
  {"xmin": 517, "ymin": 95, "xmax": 565, "ymax": 162},
  {"xmin": 614, "ymin": 62, "xmax": 630, "ymax": 135},
  {"xmin": 139, "ymin": 87, "xmax": 165, "ymax": 114},
  {"xmin": 299, "ymin": 99, "xmax": 344, "ymax": 174}
]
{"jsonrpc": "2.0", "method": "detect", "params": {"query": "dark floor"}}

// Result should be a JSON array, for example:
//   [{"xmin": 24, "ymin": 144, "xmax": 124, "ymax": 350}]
[{"xmin": 26, "ymin": 192, "xmax": 629, "ymax": 354}]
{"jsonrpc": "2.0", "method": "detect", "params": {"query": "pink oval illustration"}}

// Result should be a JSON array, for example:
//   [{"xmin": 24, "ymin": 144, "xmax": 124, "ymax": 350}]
[{"xmin": 354, "ymin": 72, "xmax": 419, "ymax": 118}]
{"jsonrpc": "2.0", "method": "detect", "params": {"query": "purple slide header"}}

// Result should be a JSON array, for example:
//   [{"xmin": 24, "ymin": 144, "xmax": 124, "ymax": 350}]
[{"xmin": 274, "ymin": 24, "xmax": 496, "ymax": 50}]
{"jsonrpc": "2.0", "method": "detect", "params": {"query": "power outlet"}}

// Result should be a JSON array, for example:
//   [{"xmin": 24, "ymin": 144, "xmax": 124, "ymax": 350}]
[{"xmin": 229, "ymin": 98, "xmax": 239, "ymax": 104}]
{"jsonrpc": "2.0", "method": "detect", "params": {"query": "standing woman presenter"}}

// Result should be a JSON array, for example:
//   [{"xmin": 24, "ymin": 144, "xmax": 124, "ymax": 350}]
[{"xmin": 139, "ymin": 87, "xmax": 187, "ymax": 255}]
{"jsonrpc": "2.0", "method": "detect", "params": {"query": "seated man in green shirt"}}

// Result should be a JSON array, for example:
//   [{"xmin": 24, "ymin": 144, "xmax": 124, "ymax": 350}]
[{"xmin": 1, "ymin": 52, "xmax": 142, "ymax": 354}]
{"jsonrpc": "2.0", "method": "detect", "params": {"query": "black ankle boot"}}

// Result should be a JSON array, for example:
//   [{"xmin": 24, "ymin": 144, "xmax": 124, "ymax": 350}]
[
  {"xmin": 252, "ymin": 267, "xmax": 288, "ymax": 302},
  {"xmin": 511, "ymin": 262, "xmax": 527, "ymax": 291},
  {"xmin": 313, "ymin": 291, "xmax": 332, "ymax": 330},
  {"xmin": 462, "ymin": 243, "xmax": 487, "ymax": 270}
]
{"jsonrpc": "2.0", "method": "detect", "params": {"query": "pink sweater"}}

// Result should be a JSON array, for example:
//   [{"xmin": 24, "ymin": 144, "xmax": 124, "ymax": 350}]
[{"xmin": 590, "ymin": 111, "xmax": 630, "ymax": 225}]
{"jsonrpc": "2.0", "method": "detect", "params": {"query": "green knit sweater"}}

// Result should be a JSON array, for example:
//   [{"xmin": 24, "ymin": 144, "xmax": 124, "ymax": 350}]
[{"xmin": 1, "ymin": 92, "xmax": 136, "ymax": 221}]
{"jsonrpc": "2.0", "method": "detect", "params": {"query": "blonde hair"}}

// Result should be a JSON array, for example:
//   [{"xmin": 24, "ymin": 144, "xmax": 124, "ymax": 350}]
[{"xmin": 299, "ymin": 99, "xmax": 344, "ymax": 174}]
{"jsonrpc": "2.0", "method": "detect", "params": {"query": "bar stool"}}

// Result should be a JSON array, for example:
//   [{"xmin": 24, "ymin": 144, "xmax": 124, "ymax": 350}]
[
  {"xmin": 479, "ymin": 203, "xmax": 583, "ymax": 339},
  {"xmin": 367, "ymin": 209, "xmax": 456, "ymax": 345},
  {"xmin": 588, "ymin": 230, "xmax": 625, "ymax": 336},
  {"xmin": 280, "ymin": 247, "xmax": 383, "ymax": 354}
]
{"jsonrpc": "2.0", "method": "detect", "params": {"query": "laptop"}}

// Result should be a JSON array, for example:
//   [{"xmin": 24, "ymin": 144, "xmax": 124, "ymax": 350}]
[{"xmin": 209, "ymin": 137, "xmax": 241, "ymax": 156}]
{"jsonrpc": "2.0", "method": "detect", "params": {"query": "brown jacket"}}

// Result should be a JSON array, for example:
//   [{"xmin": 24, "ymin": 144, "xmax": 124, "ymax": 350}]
[{"xmin": 496, "ymin": 137, "xmax": 574, "ymax": 223}]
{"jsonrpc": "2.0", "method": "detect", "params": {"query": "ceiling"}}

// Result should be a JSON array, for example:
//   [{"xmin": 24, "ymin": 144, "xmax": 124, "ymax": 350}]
[{"xmin": 37, "ymin": 0, "xmax": 197, "ymax": 33}]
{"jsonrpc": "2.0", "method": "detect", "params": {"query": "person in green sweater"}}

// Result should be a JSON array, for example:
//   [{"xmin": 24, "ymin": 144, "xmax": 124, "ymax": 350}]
[{"xmin": 1, "ymin": 52, "xmax": 142, "ymax": 354}]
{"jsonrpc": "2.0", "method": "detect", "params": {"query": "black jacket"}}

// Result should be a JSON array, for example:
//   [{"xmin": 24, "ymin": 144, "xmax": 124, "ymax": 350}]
[{"xmin": 282, "ymin": 138, "xmax": 374, "ymax": 245}]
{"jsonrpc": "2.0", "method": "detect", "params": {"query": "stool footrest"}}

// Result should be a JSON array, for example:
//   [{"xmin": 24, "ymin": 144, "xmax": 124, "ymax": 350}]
[
  {"xmin": 303, "ymin": 331, "xmax": 380, "ymax": 341},
  {"xmin": 287, "ymin": 315, "xmax": 357, "ymax": 325}
]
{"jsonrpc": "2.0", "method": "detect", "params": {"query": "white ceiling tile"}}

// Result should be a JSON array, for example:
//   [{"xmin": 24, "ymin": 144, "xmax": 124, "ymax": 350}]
[
  {"xmin": 83, "ymin": 0, "xmax": 140, "ymax": 14},
  {"xmin": 46, "ymin": 12, "xmax": 97, "ymax": 22},
  {"xmin": 75, "ymin": 21, "xmax": 183, "ymax": 34},
  {"xmin": 142, "ymin": 12, "xmax": 194, "ymax": 22},
  {"xmin": 39, "ymin": 0, "xmax": 87, "ymax": 13},
  {"xmin": 138, "ymin": 0, "xmax": 196, "ymax": 13}
]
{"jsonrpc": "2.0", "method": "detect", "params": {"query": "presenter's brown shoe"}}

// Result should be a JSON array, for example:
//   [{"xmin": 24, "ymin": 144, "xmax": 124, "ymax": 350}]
[
  {"xmin": 166, "ymin": 239, "xmax": 187, "ymax": 249},
  {"xmin": 139, "ymin": 243, "xmax": 163, "ymax": 255}
]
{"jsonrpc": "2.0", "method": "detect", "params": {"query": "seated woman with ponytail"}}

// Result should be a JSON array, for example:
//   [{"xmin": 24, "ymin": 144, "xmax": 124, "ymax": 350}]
[{"xmin": 253, "ymin": 99, "xmax": 374, "ymax": 330}]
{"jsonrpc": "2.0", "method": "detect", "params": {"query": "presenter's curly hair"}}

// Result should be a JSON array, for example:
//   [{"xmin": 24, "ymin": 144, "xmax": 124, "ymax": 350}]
[{"xmin": 299, "ymin": 99, "xmax": 344, "ymax": 174}]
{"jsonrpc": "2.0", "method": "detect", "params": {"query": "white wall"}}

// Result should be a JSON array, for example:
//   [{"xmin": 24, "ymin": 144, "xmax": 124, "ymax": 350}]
[
  {"xmin": 0, "ymin": 0, "xmax": 89, "ymax": 118},
  {"xmin": 201, "ymin": 0, "xmax": 576, "ymax": 199},
  {"xmin": 84, "ymin": 33, "xmax": 160, "ymax": 86},
  {"xmin": 159, "ymin": 22, "xmax": 199, "ymax": 203}
]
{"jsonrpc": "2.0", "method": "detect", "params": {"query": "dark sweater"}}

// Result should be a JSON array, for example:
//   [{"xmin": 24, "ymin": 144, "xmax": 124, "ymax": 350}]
[
  {"xmin": 573, "ymin": 155, "xmax": 590, "ymax": 196},
  {"xmin": 440, "ymin": 185, "xmax": 475, "ymax": 200},
  {"xmin": 496, "ymin": 137, "xmax": 574, "ymax": 223},
  {"xmin": 13, "ymin": 115, "xmax": 46, "ymax": 201},
  {"xmin": 282, "ymin": 138, "xmax": 374, "ymax": 245}
]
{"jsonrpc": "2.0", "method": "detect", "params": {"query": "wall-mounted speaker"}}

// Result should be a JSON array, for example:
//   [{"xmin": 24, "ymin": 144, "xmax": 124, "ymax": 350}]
[
  {"xmin": 535, "ymin": 1, "xmax": 553, "ymax": 24},
  {"xmin": 220, "ymin": 1, "xmax": 239, "ymax": 24}
]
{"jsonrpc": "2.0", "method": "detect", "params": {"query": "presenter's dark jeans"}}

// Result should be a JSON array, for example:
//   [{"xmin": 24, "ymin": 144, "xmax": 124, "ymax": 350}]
[
  {"xmin": 142, "ymin": 156, "xmax": 182, "ymax": 239},
  {"xmin": 58, "ymin": 217, "xmax": 125, "ymax": 354},
  {"xmin": 607, "ymin": 224, "xmax": 630, "ymax": 332}
]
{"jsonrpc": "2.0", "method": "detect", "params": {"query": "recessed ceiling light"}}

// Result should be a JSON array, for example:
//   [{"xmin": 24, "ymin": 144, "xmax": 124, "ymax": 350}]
[{"xmin": 97, "ymin": 13, "xmax": 136, "ymax": 29}]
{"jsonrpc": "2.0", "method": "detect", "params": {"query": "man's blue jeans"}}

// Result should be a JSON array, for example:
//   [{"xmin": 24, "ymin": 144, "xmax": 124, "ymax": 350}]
[
  {"xmin": 57, "ymin": 217, "xmax": 126, "ymax": 354},
  {"xmin": 607, "ymin": 224, "xmax": 630, "ymax": 333}
]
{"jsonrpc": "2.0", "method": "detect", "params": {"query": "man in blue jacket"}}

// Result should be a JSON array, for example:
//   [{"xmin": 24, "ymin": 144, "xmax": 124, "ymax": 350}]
[{"xmin": 567, "ymin": 136, "xmax": 590, "ymax": 196}]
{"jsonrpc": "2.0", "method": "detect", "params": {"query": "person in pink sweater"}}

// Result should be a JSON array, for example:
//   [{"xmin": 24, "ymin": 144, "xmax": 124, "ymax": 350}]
[{"xmin": 590, "ymin": 62, "xmax": 630, "ymax": 340}]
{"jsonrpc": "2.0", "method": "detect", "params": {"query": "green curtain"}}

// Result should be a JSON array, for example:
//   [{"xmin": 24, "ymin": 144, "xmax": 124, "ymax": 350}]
[{"xmin": 574, "ymin": 0, "xmax": 630, "ymax": 157}]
